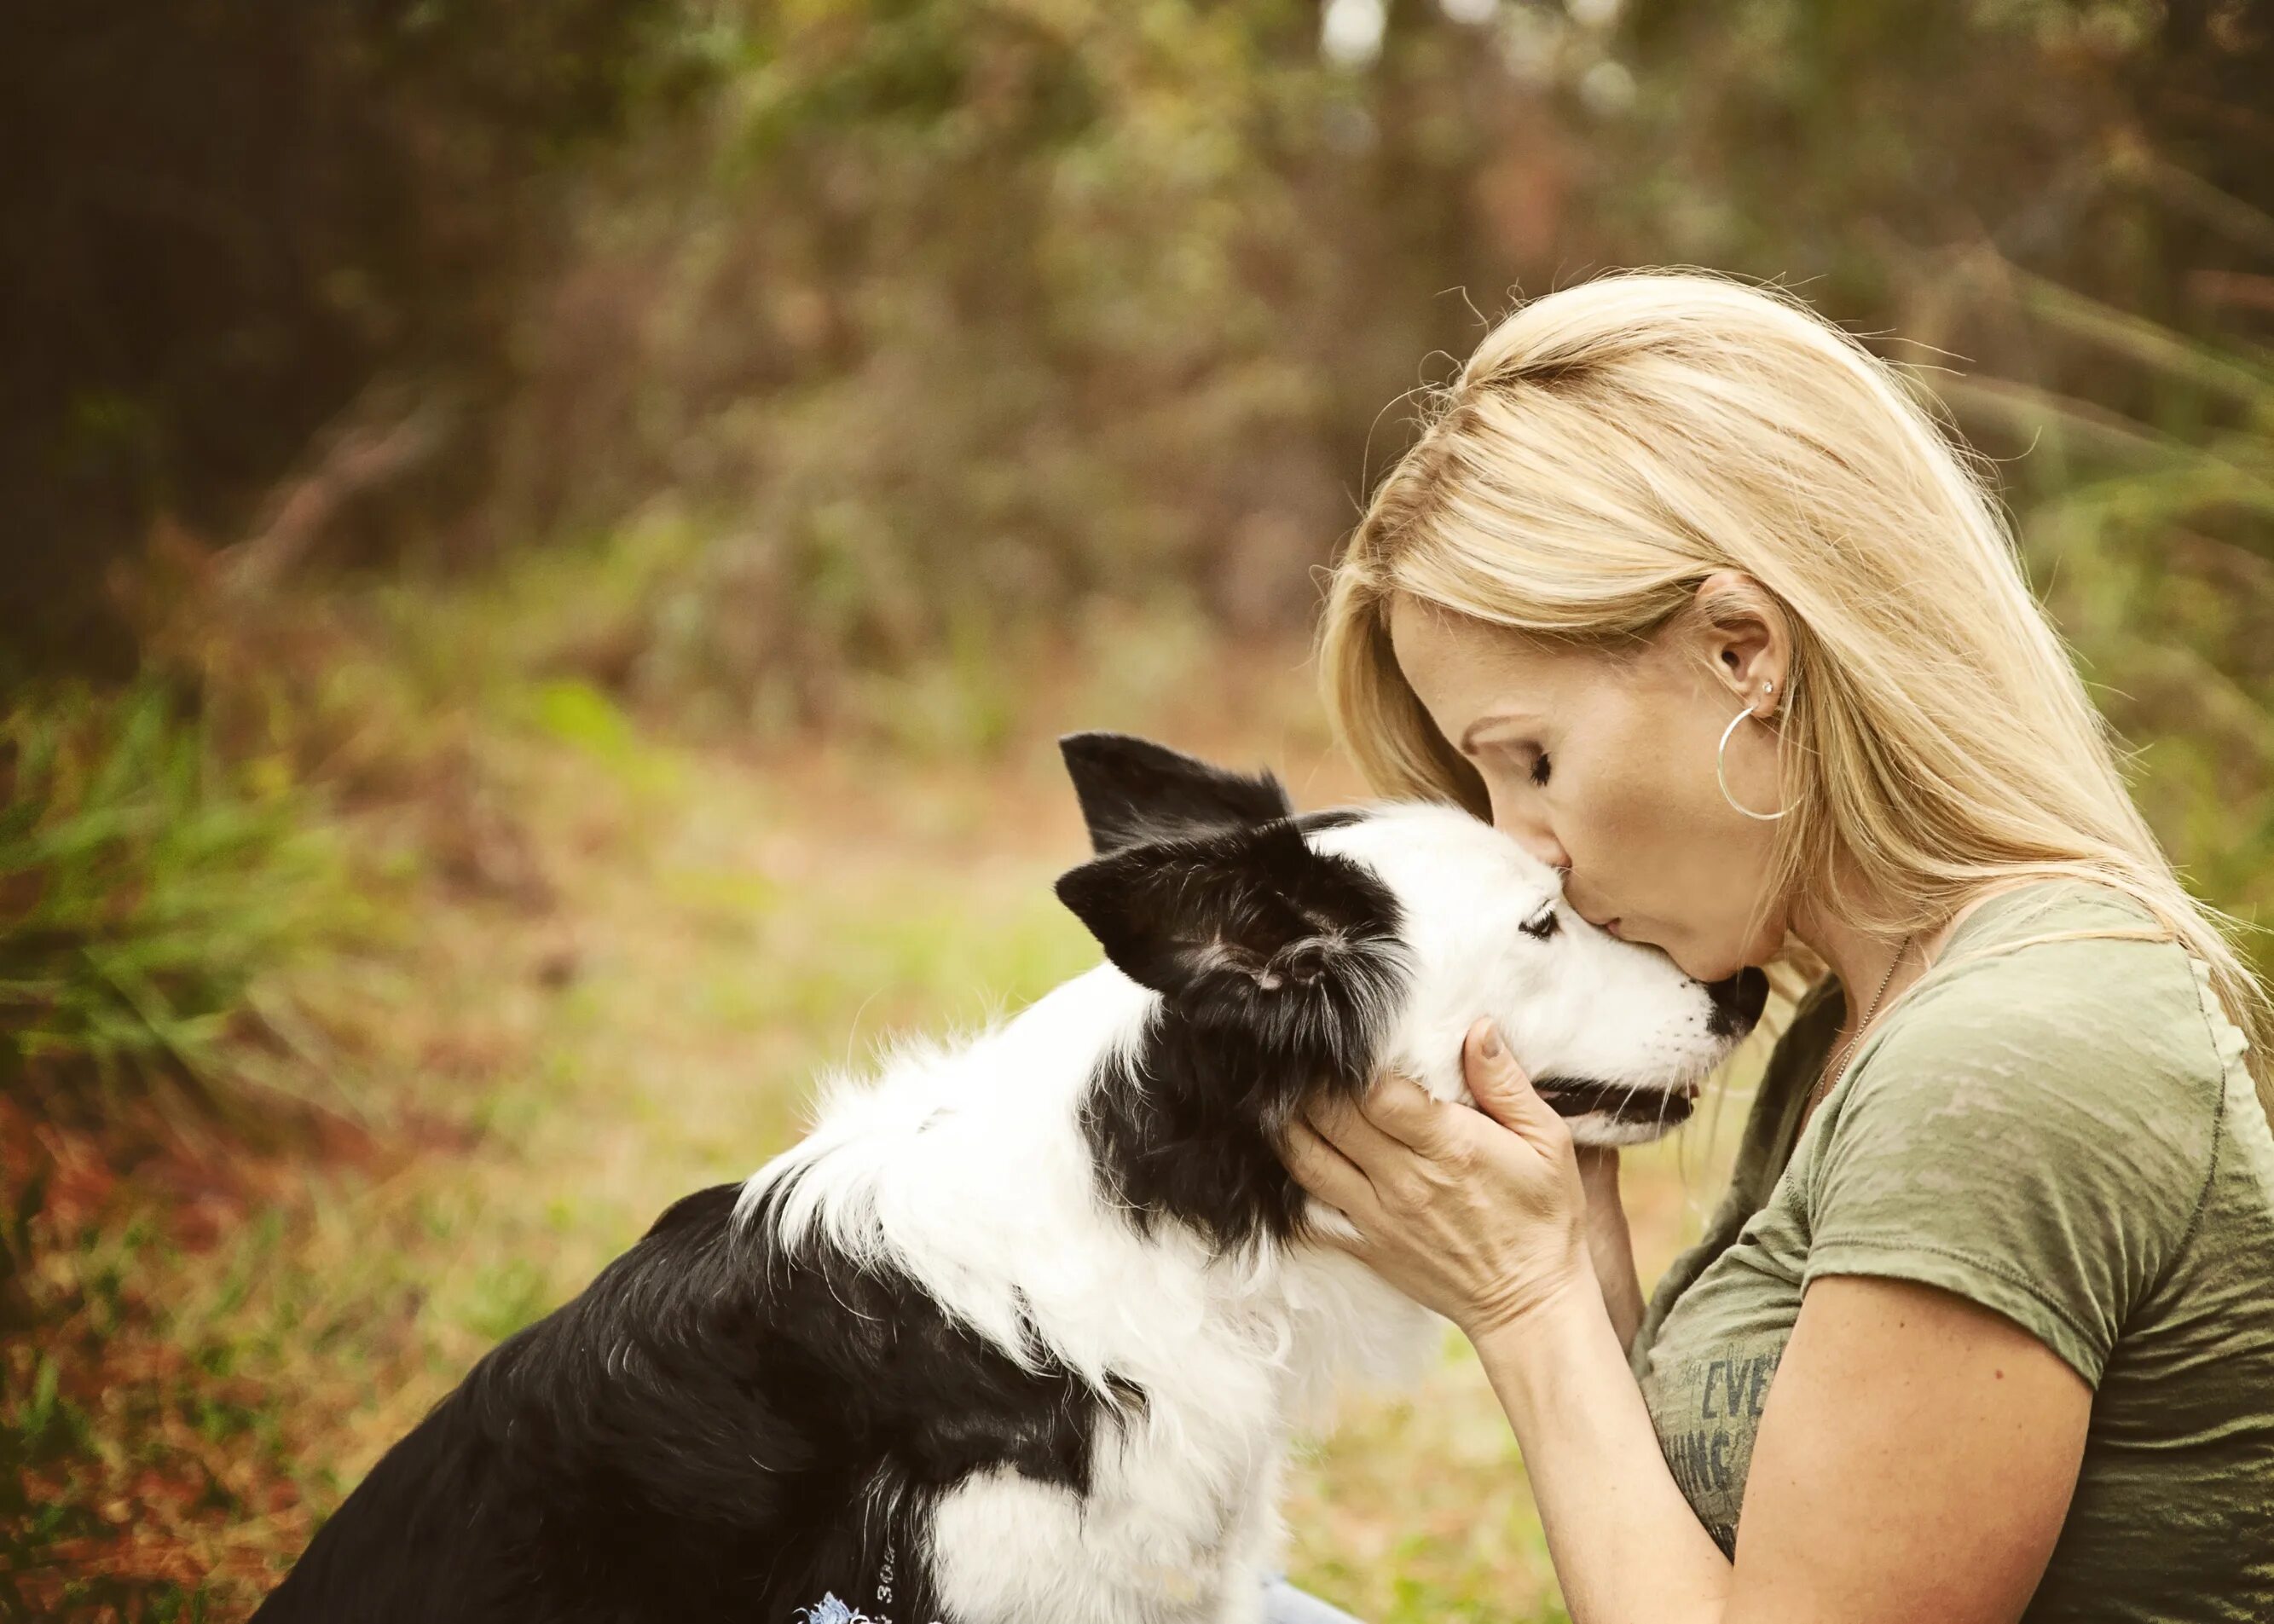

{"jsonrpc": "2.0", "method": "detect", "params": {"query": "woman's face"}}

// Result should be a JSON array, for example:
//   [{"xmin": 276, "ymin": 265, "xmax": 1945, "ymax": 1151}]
[{"xmin": 1387, "ymin": 591, "xmax": 1790, "ymax": 983}]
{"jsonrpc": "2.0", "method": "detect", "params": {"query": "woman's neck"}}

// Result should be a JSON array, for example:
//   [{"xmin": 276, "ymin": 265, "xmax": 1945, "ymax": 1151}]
[
  {"xmin": 1786, "ymin": 876, "xmax": 2038, "ymax": 1118},
  {"xmin": 1796, "ymin": 905, "xmax": 1928, "ymax": 1036}
]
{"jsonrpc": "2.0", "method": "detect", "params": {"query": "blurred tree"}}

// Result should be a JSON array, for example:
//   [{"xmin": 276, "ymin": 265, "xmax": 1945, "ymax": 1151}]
[
  {"xmin": 483, "ymin": 0, "xmax": 1374, "ymax": 730},
  {"xmin": 445, "ymin": 0, "xmax": 2271, "ymax": 786},
  {"xmin": 9, "ymin": 0, "xmax": 2267, "ymax": 804},
  {"xmin": 0, "ymin": 0, "xmax": 714, "ymax": 684}
]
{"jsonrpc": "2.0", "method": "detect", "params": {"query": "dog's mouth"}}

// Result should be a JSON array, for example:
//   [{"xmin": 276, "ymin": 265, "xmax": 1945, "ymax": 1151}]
[{"xmin": 1529, "ymin": 1076, "xmax": 1697, "ymax": 1129}]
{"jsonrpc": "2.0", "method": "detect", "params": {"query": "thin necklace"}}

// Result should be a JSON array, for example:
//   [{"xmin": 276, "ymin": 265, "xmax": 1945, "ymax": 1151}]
[{"xmin": 1807, "ymin": 932, "xmax": 1913, "ymax": 1116}]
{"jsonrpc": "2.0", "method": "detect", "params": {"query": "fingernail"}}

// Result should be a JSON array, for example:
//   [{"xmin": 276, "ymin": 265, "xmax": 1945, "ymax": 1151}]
[{"xmin": 1478, "ymin": 1020, "xmax": 1503, "ymax": 1059}]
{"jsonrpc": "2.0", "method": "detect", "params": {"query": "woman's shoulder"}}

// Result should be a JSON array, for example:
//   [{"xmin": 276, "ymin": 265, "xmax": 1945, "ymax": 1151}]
[
  {"xmin": 1791, "ymin": 878, "xmax": 2266, "ymax": 1387},
  {"xmin": 1808, "ymin": 878, "xmax": 2234, "ymax": 1259},
  {"xmin": 1865, "ymin": 877, "xmax": 2231, "ymax": 1110}
]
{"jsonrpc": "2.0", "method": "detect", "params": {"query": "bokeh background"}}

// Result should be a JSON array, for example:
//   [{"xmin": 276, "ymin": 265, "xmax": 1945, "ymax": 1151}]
[{"xmin": 4, "ymin": 2, "xmax": 2270, "ymax": 1617}]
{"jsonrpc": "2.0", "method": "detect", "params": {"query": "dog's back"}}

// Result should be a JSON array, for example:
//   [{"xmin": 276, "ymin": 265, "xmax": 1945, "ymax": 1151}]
[
  {"xmin": 256, "ymin": 1187, "xmax": 779, "ymax": 1621},
  {"xmin": 255, "ymin": 1178, "xmax": 1144, "ymax": 1622}
]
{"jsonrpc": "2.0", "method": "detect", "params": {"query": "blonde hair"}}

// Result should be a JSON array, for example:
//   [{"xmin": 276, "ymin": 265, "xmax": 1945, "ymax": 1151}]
[{"xmin": 1317, "ymin": 269, "xmax": 2272, "ymax": 1119}]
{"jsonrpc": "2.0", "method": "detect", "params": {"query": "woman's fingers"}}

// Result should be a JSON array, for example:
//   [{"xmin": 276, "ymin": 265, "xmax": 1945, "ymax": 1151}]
[
  {"xmin": 1350, "ymin": 1066, "xmax": 1455, "ymax": 1152},
  {"xmin": 1280, "ymin": 1117, "xmax": 1380, "ymax": 1223},
  {"xmin": 1460, "ymin": 1017, "xmax": 1561, "ymax": 1137},
  {"xmin": 1304, "ymin": 1082, "xmax": 1413, "ymax": 1169},
  {"xmin": 1279, "ymin": 1029, "xmax": 1595, "ymax": 1337}
]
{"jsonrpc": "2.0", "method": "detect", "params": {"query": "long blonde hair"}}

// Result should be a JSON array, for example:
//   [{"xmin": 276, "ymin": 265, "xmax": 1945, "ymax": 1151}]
[{"xmin": 1317, "ymin": 269, "xmax": 2272, "ymax": 1119}]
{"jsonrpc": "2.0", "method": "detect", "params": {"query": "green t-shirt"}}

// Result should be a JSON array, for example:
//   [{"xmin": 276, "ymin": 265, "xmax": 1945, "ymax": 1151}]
[{"xmin": 1629, "ymin": 878, "xmax": 2274, "ymax": 1621}]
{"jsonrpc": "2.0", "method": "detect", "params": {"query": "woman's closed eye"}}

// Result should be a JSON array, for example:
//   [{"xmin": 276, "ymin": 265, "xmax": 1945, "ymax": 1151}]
[{"xmin": 1478, "ymin": 739, "xmax": 1552, "ymax": 788}]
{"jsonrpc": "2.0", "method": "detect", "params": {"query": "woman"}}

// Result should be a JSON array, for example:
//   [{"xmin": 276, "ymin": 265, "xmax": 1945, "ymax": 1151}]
[{"xmin": 1263, "ymin": 271, "xmax": 2274, "ymax": 1622}]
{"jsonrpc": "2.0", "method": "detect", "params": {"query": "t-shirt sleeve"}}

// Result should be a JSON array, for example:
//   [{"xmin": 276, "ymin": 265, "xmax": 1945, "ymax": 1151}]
[{"xmin": 1798, "ymin": 942, "xmax": 2220, "ymax": 1387}]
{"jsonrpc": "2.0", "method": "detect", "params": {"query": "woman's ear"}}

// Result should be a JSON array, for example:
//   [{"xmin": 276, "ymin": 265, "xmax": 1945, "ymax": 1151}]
[{"xmin": 1692, "ymin": 570, "xmax": 1790, "ymax": 712}]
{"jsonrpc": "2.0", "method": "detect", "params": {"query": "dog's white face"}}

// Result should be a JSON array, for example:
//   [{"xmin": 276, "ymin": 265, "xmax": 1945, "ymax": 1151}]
[{"xmin": 1311, "ymin": 803, "xmax": 1764, "ymax": 1146}]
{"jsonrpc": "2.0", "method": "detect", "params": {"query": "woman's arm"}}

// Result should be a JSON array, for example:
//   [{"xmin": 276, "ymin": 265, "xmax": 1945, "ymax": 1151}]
[
  {"xmin": 1573, "ymin": 1147, "xmax": 1645, "ymax": 1354},
  {"xmin": 1472, "ymin": 1267, "xmax": 2089, "ymax": 1624},
  {"xmin": 1280, "ymin": 1019, "xmax": 2092, "ymax": 1624}
]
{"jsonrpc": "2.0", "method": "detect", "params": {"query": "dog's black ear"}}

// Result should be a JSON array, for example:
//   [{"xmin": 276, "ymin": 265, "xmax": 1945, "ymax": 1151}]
[
  {"xmin": 1058, "ymin": 731, "xmax": 1293, "ymax": 856},
  {"xmin": 1054, "ymin": 818, "xmax": 1400, "ymax": 1008}
]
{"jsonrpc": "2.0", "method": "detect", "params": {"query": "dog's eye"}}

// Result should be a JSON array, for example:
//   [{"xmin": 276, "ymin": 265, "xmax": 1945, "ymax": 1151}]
[{"xmin": 1521, "ymin": 901, "xmax": 1559, "ymax": 940}]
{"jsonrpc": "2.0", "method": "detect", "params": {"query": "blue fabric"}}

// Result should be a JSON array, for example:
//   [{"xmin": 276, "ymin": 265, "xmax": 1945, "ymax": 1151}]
[{"xmin": 1260, "ymin": 1570, "xmax": 1368, "ymax": 1623}]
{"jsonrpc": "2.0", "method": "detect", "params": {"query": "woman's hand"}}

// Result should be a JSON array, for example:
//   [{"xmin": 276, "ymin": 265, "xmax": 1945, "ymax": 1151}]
[{"xmin": 1280, "ymin": 1016, "xmax": 1596, "ymax": 1343}]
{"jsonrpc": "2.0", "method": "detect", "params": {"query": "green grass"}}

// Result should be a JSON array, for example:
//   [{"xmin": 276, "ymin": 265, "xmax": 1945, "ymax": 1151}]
[
  {"xmin": 0, "ymin": 679, "xmax": 369, "ymax": 1615},
  {"xmin": 0, "ymin": 682, "xmax": 352, "ymax": 1123}
]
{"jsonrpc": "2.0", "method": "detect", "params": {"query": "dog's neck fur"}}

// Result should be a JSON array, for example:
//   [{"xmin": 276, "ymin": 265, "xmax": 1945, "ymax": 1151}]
[
  {"xmin": 1082, "ymin": 992, "xmax": 1366, "ymax": 1255},
  {"xmin": 738, "ymin": 960, "xmax": 1432, "ymax": 1436}
]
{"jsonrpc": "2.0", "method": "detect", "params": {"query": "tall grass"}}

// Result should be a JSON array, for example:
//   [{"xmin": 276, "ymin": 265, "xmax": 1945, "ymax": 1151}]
[{"xmin": 0, "ymin": 681, "xmax": 348, "ymax": 1127}]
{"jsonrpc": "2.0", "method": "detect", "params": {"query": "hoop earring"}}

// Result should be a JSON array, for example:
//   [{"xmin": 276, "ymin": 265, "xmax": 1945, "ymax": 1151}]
[{"xmin": 1717, "ymin": 679, "xmax": 1791, "ymax": 822}]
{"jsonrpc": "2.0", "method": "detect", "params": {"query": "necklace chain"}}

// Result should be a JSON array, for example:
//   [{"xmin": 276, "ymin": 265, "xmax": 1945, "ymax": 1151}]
[{"xmin": 1808, "ymin": 931, "xmax": 1914, "ymax": 1114}]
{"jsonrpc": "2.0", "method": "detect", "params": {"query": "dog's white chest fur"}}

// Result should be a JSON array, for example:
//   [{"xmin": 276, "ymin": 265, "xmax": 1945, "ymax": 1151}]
[
  {"xmin": 743, "ymin": 969, "xmax": 1437, "ymax": 1623},
  {"xmin": 931, "ymin": 1248, "xmax": 1433, "ymax": 1624}
]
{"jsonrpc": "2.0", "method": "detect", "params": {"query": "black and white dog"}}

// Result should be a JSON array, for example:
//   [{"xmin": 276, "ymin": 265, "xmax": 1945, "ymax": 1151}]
[{"xmin": 254, "ymin": 732, "xmax": 1765, "ymax": 1623}]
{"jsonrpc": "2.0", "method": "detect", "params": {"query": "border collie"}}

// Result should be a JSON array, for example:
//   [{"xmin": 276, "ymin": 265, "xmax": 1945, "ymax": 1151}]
[{"xmin": 252, "ymin": 732, "xmax": 1766, "ymax": 1623}]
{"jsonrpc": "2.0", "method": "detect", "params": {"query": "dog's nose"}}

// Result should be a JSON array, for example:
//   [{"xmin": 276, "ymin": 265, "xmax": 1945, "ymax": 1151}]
[{"xmin": 1704, "ymin": 966, "xmax": 1769, "ymax": 1037}]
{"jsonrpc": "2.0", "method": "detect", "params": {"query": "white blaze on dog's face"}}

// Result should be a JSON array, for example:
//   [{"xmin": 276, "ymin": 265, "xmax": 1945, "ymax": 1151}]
[{"xmin": 1307, "ymin": 802, "xmax": 1766, "ymax": 1146}]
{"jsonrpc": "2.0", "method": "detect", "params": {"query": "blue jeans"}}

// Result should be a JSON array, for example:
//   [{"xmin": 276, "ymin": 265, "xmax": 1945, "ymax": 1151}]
[{"xmin": 1261, "ymin": 1570, "xmax": 1367, "ymax": 1623}]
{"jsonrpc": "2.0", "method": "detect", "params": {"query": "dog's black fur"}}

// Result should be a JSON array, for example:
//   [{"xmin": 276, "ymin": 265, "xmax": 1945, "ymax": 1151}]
[
  {"xmin": 252, "ymin": 734, "xmax": 1404, "ymax": 1622},
  {"xmin": 257, "ymin": 1176, "xmax": 1134, "ymax": 1621}
]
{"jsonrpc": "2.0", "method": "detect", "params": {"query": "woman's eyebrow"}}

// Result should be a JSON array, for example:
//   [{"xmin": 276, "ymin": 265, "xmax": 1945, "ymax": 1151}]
[{"xmin": 1459, "ymin": 710, "xmax": 1536, "ymax": 754}]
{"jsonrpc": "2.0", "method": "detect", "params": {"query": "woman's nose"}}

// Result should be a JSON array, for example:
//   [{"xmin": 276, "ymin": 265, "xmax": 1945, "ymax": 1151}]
[{"xmin": 1488, "ymin": 789, "xmax": 1570, "ymax": 871}]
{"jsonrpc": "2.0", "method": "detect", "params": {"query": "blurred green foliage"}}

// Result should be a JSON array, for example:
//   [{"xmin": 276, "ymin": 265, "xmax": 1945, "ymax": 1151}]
[
  {"xmin": 1931, "ymin": 257, "xmax": 2274, "ymax": 926},
  {"xmin": 12, "ymin": 0, "xmax": 2266, "ymax": 705},
  {"xmin": 461, "ymin": 0, "xmax": 2270, "ymax": 723},
  {"xmin": 485, "ymin": 0, "xmax": 1359, "ymax": 728}
]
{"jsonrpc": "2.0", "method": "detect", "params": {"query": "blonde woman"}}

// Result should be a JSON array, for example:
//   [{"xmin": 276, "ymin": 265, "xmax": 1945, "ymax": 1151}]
[{"xmin": 1269, "ymin": 271, "xmax": 2274, "ymax": 1623}]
